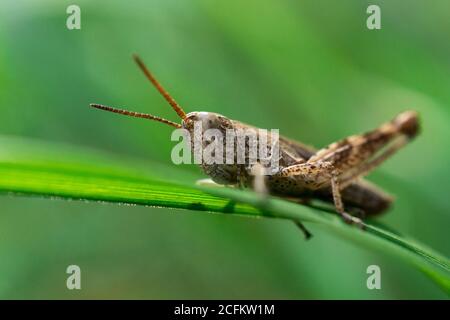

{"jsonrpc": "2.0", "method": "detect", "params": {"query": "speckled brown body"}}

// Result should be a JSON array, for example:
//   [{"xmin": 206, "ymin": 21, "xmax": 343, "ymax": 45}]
[{"xmin": 183, "ymin": 110, "xmax": 419, "ymax": 216}]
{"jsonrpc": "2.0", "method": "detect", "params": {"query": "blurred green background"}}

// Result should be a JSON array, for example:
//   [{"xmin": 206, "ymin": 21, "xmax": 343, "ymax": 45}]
[{"xmin": 0, "ymin": 0, "xmax": 449, "ymax": 299}]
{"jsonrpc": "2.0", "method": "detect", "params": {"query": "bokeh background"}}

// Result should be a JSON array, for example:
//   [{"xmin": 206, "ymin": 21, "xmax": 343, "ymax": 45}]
[{"xmin": 0, "ymin": 0, "xmax": 449, "ymax": 299}]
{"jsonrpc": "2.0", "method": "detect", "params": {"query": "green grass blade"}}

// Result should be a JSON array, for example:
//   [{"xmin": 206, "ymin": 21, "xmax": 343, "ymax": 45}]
[{"xmin": 0, "ymin": 135, "xmax": 449, "ymax": 293}]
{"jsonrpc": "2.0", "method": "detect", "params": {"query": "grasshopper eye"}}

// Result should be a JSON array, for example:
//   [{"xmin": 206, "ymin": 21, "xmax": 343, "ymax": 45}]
[
  {"xmin": 217, "ymin": 116, "xmax": 227, "ymax": 123},
  {"xmin": 182, "ymin": 115, "xmax": 197, "ymax": 129},
  {"xmin": 217, "ymin": 115, "xmax": 232, "ymax": 128}
]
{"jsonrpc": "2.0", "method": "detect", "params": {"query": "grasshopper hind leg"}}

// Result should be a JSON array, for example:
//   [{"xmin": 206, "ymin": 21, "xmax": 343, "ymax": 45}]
[
  {"xmin": 330, "ymin": 171, "xmax": 365, "ymax": 228},
  {"xmin": 278, "ymin": 162, "xmax": 365, "ymax": 228}
]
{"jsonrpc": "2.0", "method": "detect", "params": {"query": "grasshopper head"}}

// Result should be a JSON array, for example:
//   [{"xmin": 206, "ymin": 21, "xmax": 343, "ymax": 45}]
[
  {"xmin": 182, "ymin": 112, "xmax": 242, "ymax": 185},
  {"xmin": 90, "ymin": 55, "xmax": 242, "ymax": 185}
]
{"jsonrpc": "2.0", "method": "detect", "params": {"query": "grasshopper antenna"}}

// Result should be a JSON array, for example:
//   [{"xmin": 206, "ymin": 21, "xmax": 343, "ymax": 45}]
[
  {"xmin": 90, "ymin": 103, "xmax": 182, "ymax": 128},
  {"xmin": 132, "ymin": 54, "xmax": 187, "ymax": 120}
]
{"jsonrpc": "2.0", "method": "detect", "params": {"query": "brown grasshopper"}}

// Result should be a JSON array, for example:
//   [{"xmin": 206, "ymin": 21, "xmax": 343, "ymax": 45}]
[{"xmin": 91, "ymin": 55, "xmax": 420, "ymax": 238}]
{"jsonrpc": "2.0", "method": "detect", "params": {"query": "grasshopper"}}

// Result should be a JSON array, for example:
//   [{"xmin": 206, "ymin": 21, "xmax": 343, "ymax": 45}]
[{"xmin": 91, "ymin": 55, "xmax": 420, "ymax": 238}]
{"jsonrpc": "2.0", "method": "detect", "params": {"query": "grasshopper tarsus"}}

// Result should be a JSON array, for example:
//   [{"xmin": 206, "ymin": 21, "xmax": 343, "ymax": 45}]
[{"xmin": 340, "ymin": 211, "xmax": 364, "ymax": 228}]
